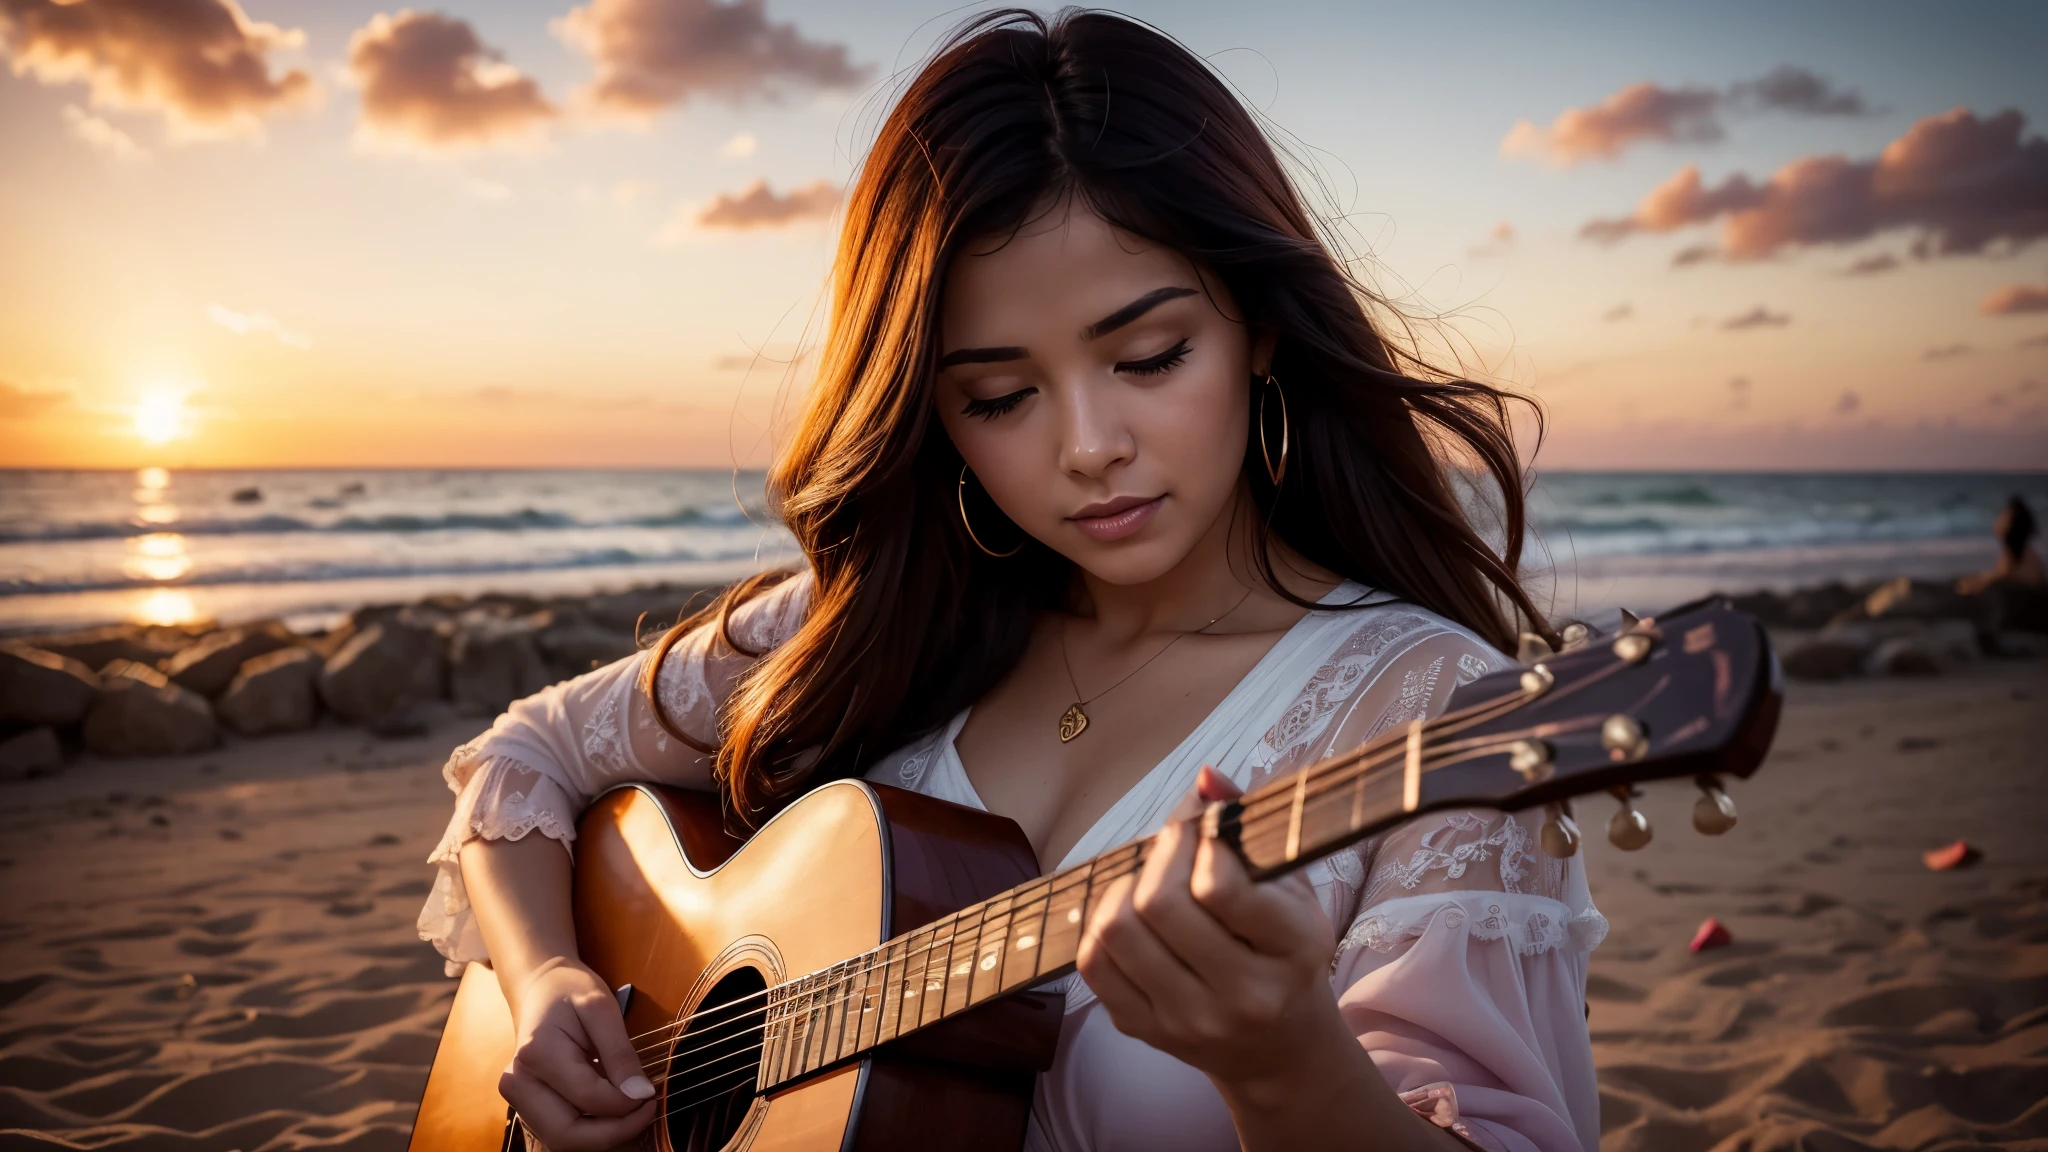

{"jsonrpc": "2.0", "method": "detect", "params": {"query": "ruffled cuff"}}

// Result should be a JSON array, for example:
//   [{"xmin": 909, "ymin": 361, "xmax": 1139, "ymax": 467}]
[
  {"xmin": 1335, "ymin": 891, "xmax": 1609, "ymax": 960},
  {"xmin": 417, "ymin": 753, "xmax": 580, "ymax": 976}
]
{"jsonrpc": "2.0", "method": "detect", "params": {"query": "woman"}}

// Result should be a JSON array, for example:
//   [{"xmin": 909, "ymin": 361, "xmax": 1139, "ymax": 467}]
[
  {"xmin": 420, "ymin": 10, "xmax": 1602, "ymax": 1151},
  {"xmin": 1956, "ymin": 495, "xmax": 2043, "ymax": 594}
]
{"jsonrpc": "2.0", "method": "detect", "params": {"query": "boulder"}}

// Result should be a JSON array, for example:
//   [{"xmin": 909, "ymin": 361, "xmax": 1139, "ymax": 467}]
[
  {"xmin": 158, "ymin": 621, "xmax": 295, "ymax": 697},
  {"xmin": 1776, "ymin": 583, "xmax": 1867, "ymax": 630},
  {"xmin": 1836, "ymin": 576, "xmax": 1983, "ymax": 628},
  {"xmin": 82, "ymin": 661, "xmax": 218, "ymax": 757},
  {"xmin": 1980, "ymin": 580, "xmax": 2048, "ymax": 635},
  {"xmin": 1868, "ymin": 637, "xmax": 1939, "ymax": 676},
  {"xmin": 536, "ymin": 620, "xmax": 638, "ymax": 681},
  {"xmin": 19, "ymin": 623, "xmax": 192, "ymax": 670},
  {"xmin": 449, "ymin": 613, "xmax": 554, "ymax": 714},
  {"xmin": 217, "ymin": 647, "xmax": 322, "ymax": 735},
  {"xmin": 1781, "ymin": 635, "xmax": 1870, "ymax": 681},
  {"xmin": 0, "ymin": 726, "xmax": 63, "ymax": 779},
  {"xmin": 0, "ymin": 641, "xmax": 101, "ymax": 725},
  {"xmin": 318, "ymin": 622, "xmax": 447, "ymax": 727}
]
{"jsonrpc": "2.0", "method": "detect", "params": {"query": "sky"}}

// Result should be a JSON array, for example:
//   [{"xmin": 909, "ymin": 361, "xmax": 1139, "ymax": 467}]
[{"xmin": 1, "ymin": 0, "xmax": 2044, "ymax": 472}]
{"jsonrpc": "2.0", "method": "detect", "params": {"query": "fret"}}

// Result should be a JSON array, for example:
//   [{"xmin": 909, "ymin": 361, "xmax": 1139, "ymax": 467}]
[
  {"xmin": 760, "ymin": 996, "xmax": 783, "ymax": 1086},
  {"xmin": 854, "ymin": 952, "xmax": 886, "ymax": 1053},
  {"xmin": 919, "ymin": 918, "xmax": 957, "ymax": 1029},
  {"xmin": 940, "ymin": 902, "xmax": 990, "ymax": 1018},
  {"xmin": 806, "ymin": 971, "xmax": 834, "ymax": 1073},
  {"xmin": 784, "ymin": 979, "xmax": 811, "ymax": 1082},
  {"xmin": 833, "ymin": 960, "xmax": 862, "ymax": 1064},
  {"xmin": 874, "ymin": 935, "xmax": 910, "ymax": 1045},
  {"xmin": 901, "ymin": 924, "xmax": 940, "ymax": 1031},
  {"xmin": 966, "ymin": 891, "xmax": 1016, "ymax": 1005},
  {"xmin": 1000, "ymin": 876, "xmax": 1052, "ymax": 990},
  {"xmin": 1284, "ymin": 769, "xmax": 1307, "ymax": 860},
  {"xmin": 1036, "ymin": 865, "xmax": 1091, "ymax": 972}
]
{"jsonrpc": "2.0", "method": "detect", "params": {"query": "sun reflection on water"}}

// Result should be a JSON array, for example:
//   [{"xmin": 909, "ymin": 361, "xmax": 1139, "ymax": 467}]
[
  {"xmin": 124, "ymin": 532, "xmax": 193, "ymax": 582},
  {"xmin": 134, "ymin": 588, "xmax": 200, "ymax": 627}
]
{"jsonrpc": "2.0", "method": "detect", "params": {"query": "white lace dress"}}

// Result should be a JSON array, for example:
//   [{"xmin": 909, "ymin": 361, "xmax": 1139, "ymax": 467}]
[{"xmin": 420, "ymin": 574, "xmax": 1604, "ymax": 1152}]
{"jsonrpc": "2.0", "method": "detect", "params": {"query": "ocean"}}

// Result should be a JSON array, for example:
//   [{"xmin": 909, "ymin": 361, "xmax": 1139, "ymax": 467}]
[{"xmin": 2, "ymin": 469, "xmax": 2042, "ymax": 634}]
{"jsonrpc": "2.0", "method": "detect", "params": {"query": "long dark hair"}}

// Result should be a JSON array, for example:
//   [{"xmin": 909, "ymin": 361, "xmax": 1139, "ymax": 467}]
[{"xmin": 651, "ymin": 8, "xmax": 1551, "ymax": 822}]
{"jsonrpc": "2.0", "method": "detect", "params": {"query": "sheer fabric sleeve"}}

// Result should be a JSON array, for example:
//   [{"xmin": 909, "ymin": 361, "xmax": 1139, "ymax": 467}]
[
  {"xmin": 418, "ymin": 571, "xmax": 812, "ymax": 973},
  {"xmin": 1246, "ymin": 614, "xmax": 1603, "ymax": 1152}
]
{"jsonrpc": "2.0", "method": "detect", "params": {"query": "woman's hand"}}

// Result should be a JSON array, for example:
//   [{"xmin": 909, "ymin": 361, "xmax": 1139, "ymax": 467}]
[
  {"xmin": 497, "ymin": 956, "xmax": 658, "ymax": 1151},
  {"xmin": 1075, "ymin": 766, "xmax": 1351, "ymax": 1103}
]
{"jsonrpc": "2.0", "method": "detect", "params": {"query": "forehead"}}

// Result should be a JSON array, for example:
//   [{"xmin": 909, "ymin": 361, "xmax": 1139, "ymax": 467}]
[{"xmin": 941, "ymin": 200, "xmax": 1190, "ymax": 341}]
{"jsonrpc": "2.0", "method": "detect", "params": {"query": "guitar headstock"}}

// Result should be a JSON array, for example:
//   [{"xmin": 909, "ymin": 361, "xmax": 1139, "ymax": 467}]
[
  {"xmin": 1220, "ymin": 598, "xmax": 1784, "ymax": 878},
  {"xmin": 1418, "ymin": 598, "xmax": 1783, "ymax": 852}
]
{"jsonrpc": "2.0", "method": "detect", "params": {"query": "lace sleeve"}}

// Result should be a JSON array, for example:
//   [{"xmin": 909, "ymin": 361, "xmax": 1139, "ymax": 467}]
[{"xmin": 417, "ymin": 570, "xmax": 813, "ymax": 973}]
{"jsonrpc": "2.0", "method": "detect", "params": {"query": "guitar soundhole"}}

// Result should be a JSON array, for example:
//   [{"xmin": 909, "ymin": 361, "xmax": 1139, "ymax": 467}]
[{"xmin": 663, "ymin": 966, "xmax": 766, "ymax": 1152}]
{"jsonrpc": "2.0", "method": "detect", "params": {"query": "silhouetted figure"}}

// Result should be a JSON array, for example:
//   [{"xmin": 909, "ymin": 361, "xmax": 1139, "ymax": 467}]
[{"xmin": 1957, "ymin": 496, "xmax": 2043, "ymax": 594}]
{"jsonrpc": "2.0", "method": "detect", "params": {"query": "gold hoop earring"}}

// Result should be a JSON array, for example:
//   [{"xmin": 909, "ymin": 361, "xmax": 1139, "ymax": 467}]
[
  {"xmin": 958, "ymin": 464, "xmax": 1024, "ymax": 558},
  {"xmin": 1258, "ymin": 374, "xmax": 1289, "ymax": 488}
]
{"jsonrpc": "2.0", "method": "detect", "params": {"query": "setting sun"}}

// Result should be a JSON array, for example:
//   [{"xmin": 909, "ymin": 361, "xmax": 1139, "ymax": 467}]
[{"xmin": 134, "ymin": 391, "xmax": 185, "ymax": 445}]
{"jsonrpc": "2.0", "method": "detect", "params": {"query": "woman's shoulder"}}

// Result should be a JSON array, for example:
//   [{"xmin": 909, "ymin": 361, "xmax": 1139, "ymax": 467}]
[{"xmin": 1300, "ymin": 582, "xmax": 1511, "ymax": 668}]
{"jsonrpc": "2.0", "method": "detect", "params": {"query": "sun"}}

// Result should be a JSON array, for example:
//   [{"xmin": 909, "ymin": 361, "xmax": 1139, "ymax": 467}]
[{"xmin": 135, "ymin": 390, "xmax": 185, "ymax": 444}]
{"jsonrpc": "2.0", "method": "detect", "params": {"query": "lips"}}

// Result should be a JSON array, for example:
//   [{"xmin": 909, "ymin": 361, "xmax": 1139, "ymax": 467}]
[{"xmin": 1069, "ymin": 494, "xmax": 1164, "ymax": 543}]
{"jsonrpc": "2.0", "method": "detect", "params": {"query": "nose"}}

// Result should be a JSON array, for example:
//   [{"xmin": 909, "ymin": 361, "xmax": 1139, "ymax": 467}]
[{"xmin": 1056, "ymin": 375, "xmax": 1135, "ymax": 480}]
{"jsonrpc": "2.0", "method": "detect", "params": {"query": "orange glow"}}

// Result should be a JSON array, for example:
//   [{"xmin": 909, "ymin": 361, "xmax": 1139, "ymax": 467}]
[
  {"xmin": 134, "ymin": 391, "xmax": 186, "ymax": 445},
  {"xmin": 124, "ymin": 532, "xmax": 193, "ymax": 582},
  {"xmin": 133, "ymin": 588, "xmax": 200, "ymax": 627}
]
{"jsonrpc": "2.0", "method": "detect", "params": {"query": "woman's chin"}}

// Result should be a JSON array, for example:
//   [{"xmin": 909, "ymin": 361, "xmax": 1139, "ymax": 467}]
[{"xmin": 1056, "ymin": 533, "xmax": 1196, "ymax": 587}]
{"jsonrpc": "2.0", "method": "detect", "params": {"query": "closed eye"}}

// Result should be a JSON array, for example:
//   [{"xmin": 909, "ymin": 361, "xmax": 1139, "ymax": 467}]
[
  {"xmin": 961, "ymin": 388, "xmax": 1035, "ymax": 421},
  {"xmin": 1117, "ymin": 339, "xmax": 1190, "ymax": 377}
]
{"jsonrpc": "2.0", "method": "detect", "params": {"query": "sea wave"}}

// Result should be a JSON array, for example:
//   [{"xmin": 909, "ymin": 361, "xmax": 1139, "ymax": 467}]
[
  {"xmin": 0, "ymin": 504, "xmax": 759, "ymax": 543},
  {"xmin": 0, "ymin": 542, "xmax": 785, "ymax": 597}
]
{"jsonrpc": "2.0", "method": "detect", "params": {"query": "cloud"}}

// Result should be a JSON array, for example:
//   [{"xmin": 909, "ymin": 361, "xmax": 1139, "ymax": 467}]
[
  {"xmin": 1602, "ymin": 303, "xmax": 1633, "ymax": 322},
  {"xmin": 1842, "ymin": 252, "xmax": 1900, "ymax": 276},
  {"xmin": 0, "ymin": 379, "xmax": 70, "ymax": 419},
  {"xmin": 611, "ymin": 178, "xmax": 654, "ymax": 204},
  {"xmin": 1468, "ymin": 220, "xmax": 1515, "ymax": 258},
  {"xmin": 1671, "ymin": 244, "xmax": 1717, "ymax": 267},
  {"xmin": 1502, "ymin": 67, "xmax": 1868, "ymax": 167},
  {"xmin": 61, "ymin": 103, "xmax": 147, "ymax": 161},
  {"xmin": 1721, "ymin": 306, "xmax": 1790, "ymax": 331},
  {"xmin": 347, "ymin": 10, "xmax": 554, "ymax": 149},
  {"xmin": 1729, "ymin": 66, "xmax": 1869, "ymax": 117},
  {"xmin": 1580, "ymin": 108, "xmax": 2048, "ymax": 260},
  {"xmin": 0, "ymin": 0, "xmax": 312, "ymax": 137},
  {"xmin": 1728, "ymin": 376, "xmax": 1750, "ymax": 410},
  {"xmin": 1982, "ymin": 282, "xmax": 2048, "ymax": 315},
  {"xmin": 1834, "ymin": 390, "xmax": 1861, "ymax": 415},
  {"xmin": 2021, "ymin": 334, "xmax": 2048, "ymax": 349},
  {"xmin": 1921, "ymin": 343, "xmax": 1973, "ymax": 361},
  {"xmin": 553, "ymin": 0, "xmax": 868, "ymax": 117},
  {"xmin": 661, "ymin": 178, "xmax": 839, "ymax": 239},
  {"xmin": 720, "ymin": 131, "xmax": 756, "ymax": 157},
  {"xmin": 206, "ymin": 302, "xmax": 309, "ymax": 348}
]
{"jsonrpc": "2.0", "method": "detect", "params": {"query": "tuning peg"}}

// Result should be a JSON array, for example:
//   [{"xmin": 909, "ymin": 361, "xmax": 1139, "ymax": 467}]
[
  {"xmin": 1540, "ymin": 801, "xmax": 1581, "ymax": 858},
  {"xmin": 1519, "ymin": 662, "xmax": 1555, "ymax": 696},
  {"xmin": 1692, "ymin": 774, "xmax": 1738, "ymax": 835},
  {"xmin": 1508, "ymin": 739, "xmax": 1553, "ymax": 782},
  {"xmin": 1618, "ymin": 607, "xmax": 1640, "ymax": 632},
  {"xmin": 1559, "ymin": 622, "xmax": 1590, "ymax": 652},
  {"xmin": 1517, "ymin": 632, "xmax": 1555, "ymax": 667},
  {"xmin": 1612, "ymin": 632, "xmax": 1653, "ymax": 664},
  {"xmin": 1607, "ymin": 786, "xmax": 1653, "ymax": 850},
  {"xmin": 1601, "ymin": 714, "xmax": 1648, "ymax": 760}
]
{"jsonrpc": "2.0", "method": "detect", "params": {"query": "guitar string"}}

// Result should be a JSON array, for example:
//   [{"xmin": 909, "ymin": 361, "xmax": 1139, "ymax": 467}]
[
  {"xmin": 621, "ymin": 713, "xmax": 1564, "ymax": 1068},
  {"xmin": 635, "ymin": 722, "xmax": 1546, "ymax": 1094}
]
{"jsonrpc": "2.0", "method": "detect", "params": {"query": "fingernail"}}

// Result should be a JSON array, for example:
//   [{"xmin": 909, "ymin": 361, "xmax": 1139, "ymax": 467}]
[{"xmin": 620, "ymin": 1074, "xmax": 655, "ymax": 1100}]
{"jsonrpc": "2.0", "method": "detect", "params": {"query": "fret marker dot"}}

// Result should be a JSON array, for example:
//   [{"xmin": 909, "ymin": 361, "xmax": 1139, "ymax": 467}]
[
  {"xmin": 1016, "ymin": 935, "xmax": 1037, "ymax": 950},
  {"xmin": 953, "ymin": 963, "xmax": 971, "ymax": 976},
  {"xmin": 1067, "ymin": 908, "xmax": 1081, "ymax": 924},
  {"xmin": 979, "ymin": 953, "xmax": 998, "ymax": 971}
]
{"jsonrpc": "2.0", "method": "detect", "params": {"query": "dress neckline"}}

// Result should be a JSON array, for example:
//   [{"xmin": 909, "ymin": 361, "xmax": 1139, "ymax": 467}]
[{"xmin": 936, "ymin": 580, "xmax": 1375, "ymax": 869}]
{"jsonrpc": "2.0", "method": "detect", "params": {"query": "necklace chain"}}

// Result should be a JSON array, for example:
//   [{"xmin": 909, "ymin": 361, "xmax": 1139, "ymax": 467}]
[{"xmin": 1056, "ymin": 587, "xmax": 1255, "ymax": 742}]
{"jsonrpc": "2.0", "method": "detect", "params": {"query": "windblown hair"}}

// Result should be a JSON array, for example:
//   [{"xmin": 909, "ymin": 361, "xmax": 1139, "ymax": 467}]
[{"xmin": 649, "ymin": 8, "xmax": 1552, "ymax": 823}]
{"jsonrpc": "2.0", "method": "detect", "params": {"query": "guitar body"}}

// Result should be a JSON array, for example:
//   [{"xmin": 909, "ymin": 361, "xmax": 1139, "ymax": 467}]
[{"xmin": 409, "ymin": 779, "xmax": 1064, "ymax": 1152}]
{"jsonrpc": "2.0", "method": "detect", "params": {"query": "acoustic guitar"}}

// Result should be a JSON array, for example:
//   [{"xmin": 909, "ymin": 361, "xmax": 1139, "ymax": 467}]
[{"xmin": 409, "ymin": 599, "xmax": 1781, "ymax": 1151}]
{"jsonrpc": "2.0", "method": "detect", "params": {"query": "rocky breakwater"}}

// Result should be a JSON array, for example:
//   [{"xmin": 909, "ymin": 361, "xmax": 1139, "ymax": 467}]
[
  {"xmin": 1727, "ymin": 576, "xmax": 2048, "ymax": 682},
  {"xmin": 0, "ymin": 581, "xmax": 726, "ymax": 777}
]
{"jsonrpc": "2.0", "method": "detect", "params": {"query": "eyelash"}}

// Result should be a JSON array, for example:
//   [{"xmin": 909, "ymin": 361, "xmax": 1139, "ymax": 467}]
[{"xmin": 956, "ymin": 339, "xmax": 1193, "ymax": 421}]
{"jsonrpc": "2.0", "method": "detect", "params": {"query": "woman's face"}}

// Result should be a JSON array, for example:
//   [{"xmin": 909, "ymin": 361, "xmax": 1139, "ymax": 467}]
[{"xmin": 935, "ymin": 200, "xmax": 1269, "ymax": 586}]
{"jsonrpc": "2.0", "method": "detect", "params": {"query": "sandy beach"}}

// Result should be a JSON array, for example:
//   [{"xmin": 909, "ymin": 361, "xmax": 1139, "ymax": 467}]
[{"xmin": 1, "ymin": 658, "xmax": 2043, "ymax": 1151}]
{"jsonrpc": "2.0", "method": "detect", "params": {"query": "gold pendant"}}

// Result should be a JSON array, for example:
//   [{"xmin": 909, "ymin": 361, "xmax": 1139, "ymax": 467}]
[{"xmin": 1058, "ymin": 703, "xmax": 1089, "ymax": 743}]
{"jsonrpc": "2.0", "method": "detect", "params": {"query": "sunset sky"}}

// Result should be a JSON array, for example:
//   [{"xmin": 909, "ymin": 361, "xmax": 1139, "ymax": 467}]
[{"xmin": 2, "ymin": 0, "xmax": 2044, "ymax": 471}]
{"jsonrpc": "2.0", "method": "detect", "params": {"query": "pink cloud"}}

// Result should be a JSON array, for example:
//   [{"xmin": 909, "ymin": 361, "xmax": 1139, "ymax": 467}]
[
  {"xmin": 1503, "ymin": 67, "xmax": 1867, "ymax": 166},
  {"xmin": 1581, "ymin": 107, "xmax": 2048, "ymax": 260},
  {"xmin": 1982, "ymin": 282, "xmax": 2048, "ymax": 316},
  {"xmin": 554, "ymin": 0, "xmax": 867, "ymax": 117},
  {"xmin": 693, "ymin": 178, "xmax": 839, "ymax": 230},
  {"xmin": 347, "ymin": 11, "xmax": 554, "ymax": 149},
  {"xmin": 0, "ymin": 0, "xmax": 311, "ymax": 136}
]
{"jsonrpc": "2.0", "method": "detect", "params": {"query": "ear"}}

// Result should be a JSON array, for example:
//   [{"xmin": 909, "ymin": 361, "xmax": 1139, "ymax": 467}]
[{"xmin": 1249, "ymin": 327, "xmax": 1279, "ymax": 378}]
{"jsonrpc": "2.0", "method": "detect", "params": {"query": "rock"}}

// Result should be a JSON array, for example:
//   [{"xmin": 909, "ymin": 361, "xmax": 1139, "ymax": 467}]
[
  {"xmin": 21, "ymin": 623, "xmax": 193, "ymax": 670},
  {"xmin": 1868, "ymin": 637, "xmax": 1940, "ymax": 677},
  {"xmin": 1779, "ymin": 582, "xmax": 1866, "ymax": 630},
  {"xmin": 1838, "ymin": 576, "xmax": 1983, "ymax": 627},
  {"xmin": 535, "ymin": 621, "xmax": 638, "ymax": 680},
  {"xmin": 1980, "ymin": 580, "xmax": 2048, "ymax": 635},
  {"xmin": 1689, "ymin": 917, "xmax": 1732, "ymax": 952},
  {"xmin": 0, "ymin": 726, "xmax": 63, "ymax": 779},
  {"xmin": 82, "ymin": 661, "xmax": 218, "ymax": 757},
  {"xmin": 318, "ymin": 622, "xmax": 446, "ymax": 727},
  {"xmin": 1781, "ymin": 635, "xmax": 1870, "ymax": 681},
  {"xmin": 449, "ymin": 613, "xmax": 554, "ymax": 714},
  {"xmin": 158, "ymin": 622, "xmax": 295, "ymax": 697},
  {"xmin": 231, "ymin": 486, "xmax": 262, "ymax": 503},
  {"xmin": 0, "ymin": 641, "xmax": 101, "ymax": 725},
  {"xmin": 217, "ymin": 647, "xmax": 321, "ymax": 735}
]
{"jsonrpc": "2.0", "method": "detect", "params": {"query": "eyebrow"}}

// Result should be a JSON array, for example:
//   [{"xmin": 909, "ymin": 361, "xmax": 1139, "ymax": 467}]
[{"xmin": 936, "ymin": 285, "xmax": 1199, "ymax": 369}]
